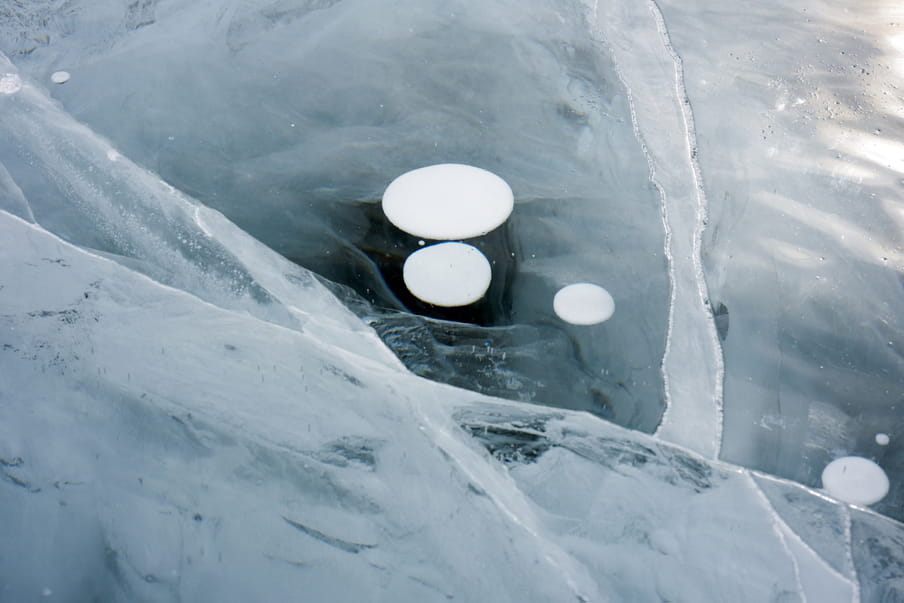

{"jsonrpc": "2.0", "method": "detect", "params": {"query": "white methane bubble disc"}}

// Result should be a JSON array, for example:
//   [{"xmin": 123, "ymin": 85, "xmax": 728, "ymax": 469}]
[
  {"xmin": 876, "ymin": 433, "xmax": 890, "ymax": 446},
  {"xmin": 50, "ymin": 71, "xmax": 71, "ymax": 84},
  {"xmin": 403, "ymin": 242, "xmax": 492, "ymax": 307},
  {"xmin": 0, "ymin": 73, "xmax": 22, "ymax": 95},
  {"xmin": 554, "ymin": 283, "xmax": 616, "ymax": 325},
  {"xmin": 382, "ymin": 164, "xmax": 514, "ymax": 240},
  {"xmin": 821, "ymin": 456, "xmax": 889, "ymax": 506}
]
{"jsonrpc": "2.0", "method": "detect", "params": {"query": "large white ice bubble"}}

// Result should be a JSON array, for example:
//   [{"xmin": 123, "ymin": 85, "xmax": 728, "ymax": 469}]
[
  {"xmin": 553, "ymin": 282, "xmax": 615, "ymax": 325},
  {"xmin": 382, "ymin": 164, "xmax": 514, "ymax": 240},
  {"xmin": 403, "ymin": 242, "xmax": 492, "ymax": 307},
  {"xmin": 821, "ymin": 456, "xmax": 889, "ymax": 506}
]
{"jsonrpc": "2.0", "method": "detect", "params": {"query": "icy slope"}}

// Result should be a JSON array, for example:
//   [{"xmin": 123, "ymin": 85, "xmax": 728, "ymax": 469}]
[{"xmin": 3, "ymin": 209, "xmax": 891, "ymax": 602}]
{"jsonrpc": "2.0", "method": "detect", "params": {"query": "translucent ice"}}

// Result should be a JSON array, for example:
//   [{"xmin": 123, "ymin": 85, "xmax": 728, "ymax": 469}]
[{"xmin": 1, "ymin": 0, "xmax": 903, "ymax": 600}]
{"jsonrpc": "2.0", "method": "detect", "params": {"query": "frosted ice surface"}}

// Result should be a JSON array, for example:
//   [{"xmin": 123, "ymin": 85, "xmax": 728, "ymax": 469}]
[
  {"xmin": 2, "ymin": 0, "xmax": 904, "ymax": 600},
  {"xmin": 753, "ymin": 473, "xmax": 852, "ymax": 577},
  {"xmin": 0, "ymin": 213, "xmax": 600, "ymax": 602},
  {"xmin": 0, "ymin": 72, "xmax": 21, "ymax": 94},
  {"xmin": 851, "ymin": 509, "xmax": 904, "ymax": 602},
  {"xmin": 0, "ymin": 210, "xmax": 871, "ymax": 600}
]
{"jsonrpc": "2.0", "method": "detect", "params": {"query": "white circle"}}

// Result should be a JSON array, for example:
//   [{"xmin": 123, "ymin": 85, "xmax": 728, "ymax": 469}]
[
  {"xmin": 0, "ymin": 74, "xmax": 22, "ymax": 95},
  {"xmin": 403, "ymin": 242, "xmax": 492, "ymax": 307},
  {"xmin": 382, "ymin": 164, "xmax": 514, "ymax": 240},
  {"xmin": 553, "ymin": 283, "xmax": 615, "ymax": 325},
  {"xmin": 50, "ymin": 71, "xmax": 71, "ymax": 84},
  {"xmin": 876, "ymin": 433, "xmax": 890, "ymax": 446},
  {"xmin": 821, "ymin": 456, "xmax": 889, "ymax": 506}
]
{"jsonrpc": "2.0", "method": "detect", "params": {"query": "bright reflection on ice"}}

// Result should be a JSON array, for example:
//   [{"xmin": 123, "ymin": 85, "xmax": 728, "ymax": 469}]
[{"xmin": 759, "ymin": 191, "xmax": 904, "ymax": 271}]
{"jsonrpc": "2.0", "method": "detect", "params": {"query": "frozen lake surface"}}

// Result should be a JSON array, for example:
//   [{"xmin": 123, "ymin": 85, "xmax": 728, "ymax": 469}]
[{"xmin": 1, "ymin": 0, "xmax": 902, "ymax": 600}]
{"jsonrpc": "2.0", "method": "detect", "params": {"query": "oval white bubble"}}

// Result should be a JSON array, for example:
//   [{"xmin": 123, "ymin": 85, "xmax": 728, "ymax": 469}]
[
  {"xmin": 50, "ymin": 71, "xmax": 71, "ymax": 84},
  {"xmin": 382, "ymin": 164, "xmax": 514, "ymax": 240},
  {"xmin": 553, "ymin": 283, "xmax": 615, "ymax": 325},
  {"xmin": 876, "ymin": 433, "xmax": 890, "ymax": 446},
  {"xmin": 403, "ymin": 242, "xmax": 492, "ymax": 307},
  {"xmin": 821, "ymin": 456, "xmax": 889, "ymax": 506}
]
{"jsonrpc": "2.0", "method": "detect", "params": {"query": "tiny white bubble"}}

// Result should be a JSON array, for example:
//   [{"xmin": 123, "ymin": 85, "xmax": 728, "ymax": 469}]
[{"xmin": 50, "ymin": 71, "xmax": 70, "ymax": 84}]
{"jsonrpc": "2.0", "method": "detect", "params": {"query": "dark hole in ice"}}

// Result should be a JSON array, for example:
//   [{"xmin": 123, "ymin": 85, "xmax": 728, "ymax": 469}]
[
  {"xmin": 461, "ymin": 423, "xmax": 552, "ymax": 465},
  {"xmin": 290, "ymin": 200, "xmax": 516, "ymax": 326},
  {"xmin": 280, "ymin": 191, "xmax": 663, "ymax": 433},
  {"xmin": 713, "ymin": 301, "xmax": 729, "ymax": 341}
]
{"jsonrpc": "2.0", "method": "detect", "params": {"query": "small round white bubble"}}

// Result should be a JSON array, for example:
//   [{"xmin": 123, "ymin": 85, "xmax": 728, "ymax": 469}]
[
  {"xmin": 821, "ymin": 456, "xmax": 889, "ymax": 506},
  {"xmin": 51, "ymin": 71, "xmax": 71, "ymax": 84},
  {"xmin": 876, "ymin": 433, "xmax": 890, "ymax": 446},
  {"xmin": 0, "ymin": 73, "xmax": 22, "ymax": 95},
  {"xmin": 403, "ymin": 242, "xmax": 491, "ymax": 307},
  {"xmin": 553, "ymin": 283, "xmax": 615, "ymax": 325}
]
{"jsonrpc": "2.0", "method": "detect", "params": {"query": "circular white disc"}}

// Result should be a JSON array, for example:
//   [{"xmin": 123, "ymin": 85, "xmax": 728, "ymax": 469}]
[
  {"xmin": 821, "ymin": 456, "xmax": 889, "ymax": 506},
  {"xmin": 553, "ymin": 283, "xmax": 615, "ymax": 325},
  {"xmin": 382, "ymin": 164, "xmax": 514, "ymax": 240},
  {"xmin": 876, "ymin": 433, "xmax": 890, "ymax": 446},
  {"xmin": 50, "ymin": 71, "xmax": 71, "ymax": 84},
  {"xmin": 403, "ymin": 242, "xmax": 492, "ymax": 307}
]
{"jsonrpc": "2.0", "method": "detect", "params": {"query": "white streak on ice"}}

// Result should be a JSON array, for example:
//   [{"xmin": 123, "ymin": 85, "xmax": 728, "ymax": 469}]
[
  {"xmin": 842, "ymin": 506, "xmax": 863, "ymax": 603},
  {"xmin": 587, "ymin": 0, "xmax": 724, "ymax": 457},
  {"xmin": 194, "ymin": 205, "xmax": 212, "ymax": 237}
]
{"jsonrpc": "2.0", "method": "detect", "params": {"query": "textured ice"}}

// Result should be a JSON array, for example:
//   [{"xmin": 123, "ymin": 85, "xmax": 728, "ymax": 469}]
[
  {"xmin": 2, "ymin": 0, "xmax": 904, "ymax": 600},
  {"xmin": 0, "ymin": 209, "xmax": 871, "ymax": 601},
  {"xmin": 0, "ymin": 0, "xmax": 670, "ymax": 432}
]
